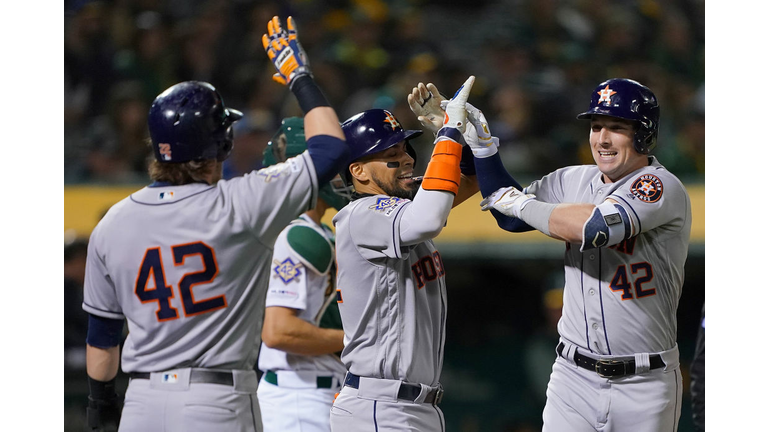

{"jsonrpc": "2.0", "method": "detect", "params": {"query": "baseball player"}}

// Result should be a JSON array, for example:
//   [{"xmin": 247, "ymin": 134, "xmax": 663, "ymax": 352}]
[
  {"xmin": 477, "ymin": 78, "xmax": 692, "ymax": 431},
  {"xmin": 329, "ymin": 77, "xmax": 481, "ymax": 432},
  {"xmin": 82, "ymin": 16, "xmax": 349, "ymax": 432},
  {"xmin": 256, "ymin": 117, "xmax": 348, "ymax": 432}
]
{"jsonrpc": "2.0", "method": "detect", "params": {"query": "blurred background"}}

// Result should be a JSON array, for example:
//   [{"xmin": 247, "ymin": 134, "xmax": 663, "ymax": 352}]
[{"xmin": 63, "ymin": 0, "xmax": 705, "ymax": 430}]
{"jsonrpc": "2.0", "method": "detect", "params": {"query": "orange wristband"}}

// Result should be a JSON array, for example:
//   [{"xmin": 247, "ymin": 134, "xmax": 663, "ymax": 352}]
[{"xmin": 421, "ymin": 139, "xmax": 463, "ymax": 195}]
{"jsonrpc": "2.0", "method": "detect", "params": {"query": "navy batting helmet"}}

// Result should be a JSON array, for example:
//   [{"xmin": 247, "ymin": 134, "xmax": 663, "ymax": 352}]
[
  {"xmin": 148, "ymin": 81, "xmax": 243, "ymax": 163},
  {"xmin": 337, "ymin": 109, "xmax": 422, "ymax": 196},
  {"xmin": 577, "ymin": 78, "xmax": 660, "ymax": 154},
  {"xmin": 341, "ymin": 109, "xmax": 422, "ymax": 163},
  {"xmin": 262, "ymin": 117, "xmax": 350, "ymax": 210}
]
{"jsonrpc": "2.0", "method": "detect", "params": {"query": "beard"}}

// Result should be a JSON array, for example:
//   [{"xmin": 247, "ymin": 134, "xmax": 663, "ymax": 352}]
[{"xmin": 370, "ymin": 170, "xmax": 418, "ymax": 200}]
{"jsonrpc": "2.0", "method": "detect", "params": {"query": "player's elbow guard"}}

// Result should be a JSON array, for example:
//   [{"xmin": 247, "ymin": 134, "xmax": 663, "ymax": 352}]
[{"xmin": 580, "ymin": 202, "xmax": 631, "ymax": 251}]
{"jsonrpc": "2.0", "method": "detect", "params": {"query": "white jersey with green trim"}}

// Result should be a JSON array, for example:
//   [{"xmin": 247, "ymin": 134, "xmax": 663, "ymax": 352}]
[
  {"xmin": 257, "ymin": 214, "xmax": 346, "ymax": 376},
  {"xmin": 525, "ymin": 156, "xmax": 691, "ymax": 355},
  {"xmin": 82, "ymin": 153, "xmax": 318, "ymax": 373},
  {"xmin": 332, "ymin": 195, "xmax": 447, "ymax": 386}
]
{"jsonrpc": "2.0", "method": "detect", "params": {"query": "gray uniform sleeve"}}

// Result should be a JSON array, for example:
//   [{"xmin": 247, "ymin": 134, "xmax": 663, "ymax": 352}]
[
  {"xmin": 608, "ymin": 170, "xmax": 690, "ymax": 237},
  {"xmin": 229, "ymin": 152, "xmax": 318, "ymax": 245},
  {"xmin": 82, "ymin": 221, "xmax": 124, "ymax": 320},
  {"xmin": 398, "ymin": 188, "xmax": 453, "ymax": 246}
]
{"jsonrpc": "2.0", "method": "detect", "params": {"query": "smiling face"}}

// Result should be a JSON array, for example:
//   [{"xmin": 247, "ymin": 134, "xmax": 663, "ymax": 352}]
[
  {"xmin": 349, "ymin": 142, "xmax": 418, "ymax": 199},
  {"xmin": 589, "ymin": 115, "xmax": 649, "ymax": 183}
]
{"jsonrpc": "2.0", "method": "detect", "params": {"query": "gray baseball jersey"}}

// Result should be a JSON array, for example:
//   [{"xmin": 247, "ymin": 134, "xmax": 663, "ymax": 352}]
[
  {"xmin": 82, "ymin": 153, "xmax": 318, "ymax": 373},
  {"xmin": 332, "ymin": 194, "xmax": 447, "ymax": 386},
  {"xmin": 525, "ymin": 156, "xmax": 691, "ymax": 355},
  {"xmin": 257, "ymin": 214, "xmax": 346, "ymax": 376}
]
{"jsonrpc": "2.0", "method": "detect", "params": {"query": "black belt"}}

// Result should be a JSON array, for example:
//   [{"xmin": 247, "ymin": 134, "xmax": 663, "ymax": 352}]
[
  {"xmin": 557, "ymin": 342, "xmax": 665, "ymax": 378},
  {"xmin": 264, "ymin": 370, "xmax": 334, "ymax": 389},
  {"xmin": 343, "ymin": 373, "xmax": 444, "ymax": 406},
  {"xmin": 130, "ymin": 370, "xmax": 234, "ymax": 386}
]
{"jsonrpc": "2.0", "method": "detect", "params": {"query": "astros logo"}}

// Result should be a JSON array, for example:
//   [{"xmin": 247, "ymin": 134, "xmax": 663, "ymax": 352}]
[
  {"xmin": 159, "ymin": 143, "xmax": 172, "ymax": 161},
  {"xmin": 630, "ymin": 174, "xmax": 663, "ymax": 203},
  {"xmin": 383, "ymin": 111, "xmax": 400, "ymax": 130},
  {"xmin": 598, "ymin": 85, "xmax": 617, "ymax": 104},
  {"xmin": 273, "ymin": 257, "xmax": 302, "ymax": 283}
]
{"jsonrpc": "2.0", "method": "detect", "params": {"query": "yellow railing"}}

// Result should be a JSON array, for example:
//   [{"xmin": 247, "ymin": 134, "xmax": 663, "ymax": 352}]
[{"xmin": 64, "ymin": 184, "xmax": 704, "ymax": 243}]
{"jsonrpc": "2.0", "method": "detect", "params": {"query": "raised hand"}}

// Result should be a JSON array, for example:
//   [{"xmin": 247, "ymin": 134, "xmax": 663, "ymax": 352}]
[
  {"xmin": 441, "ymin": 76, "xmax": 475, "ymax": 134},
  {"xmin": 407, "ymin": 82, "xmax": 447, "ymax": 135},
  {"xmin": 262, "ymin": 16, "xmax": 311, "ymax": 88}
]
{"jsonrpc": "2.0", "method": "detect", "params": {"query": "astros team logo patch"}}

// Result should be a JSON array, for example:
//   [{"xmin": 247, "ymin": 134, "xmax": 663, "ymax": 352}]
[
  {"xmin": 273, "ymin": 257, "xmax": 302, "ymax": 283},
  {"xmin": 630, "ymin": 174, "xmax": 663, "ymax": 203},
  {"xmin": 383, "ymin": 110, "xmax": 401, "ymax": 130},
  {"xmin": 159, "ymin": 143, "xmax": 172, "ymax": 161},
  {"xmin": 369, "ymin": 196, "xmax": 403, "ymax": 216},
  {"xmin": 598, "ymin": 85, "xmax": 617, "ymax": 104}
]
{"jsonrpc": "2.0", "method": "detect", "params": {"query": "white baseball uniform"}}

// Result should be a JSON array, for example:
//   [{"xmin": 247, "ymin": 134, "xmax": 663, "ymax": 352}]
[
  {"xmin": 522, "ymin": 156, "xmax": 691, "ymax": 431},
  {"xmin": 257, "ymin": 214, "xmax": 346, "ymax": 432},
  {"xmin": 330, "ymin": 193, "xmax": 450, "ymax": 432},
  {"xmin": 82, "ymin": 153, "xmax": 318, "ymax": 432}
]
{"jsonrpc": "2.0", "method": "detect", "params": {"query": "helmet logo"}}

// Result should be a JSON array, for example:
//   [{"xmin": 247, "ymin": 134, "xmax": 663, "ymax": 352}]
[
  {"xmin": 159, "ymin": 143, "xmax": 173, "ymax": 161},
  {"xmin": 383, "ymin": 111, "xmax": 401, "ymax": 130},
  {"xmin": 597, "ymin": 85, "xmax": 617, "ymax": 104}
]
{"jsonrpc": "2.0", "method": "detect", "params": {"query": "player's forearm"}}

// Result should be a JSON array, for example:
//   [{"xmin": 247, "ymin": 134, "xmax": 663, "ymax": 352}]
[
  {"xmin": 544, "ymin": 203, "xmax": 595, "ymax": 242},
  {"xmin": 263, "ymin": 314, "xmax": 344, "ymax": 356},
  {"xmin": 304, "ymin": 106, "xmax": 345, "ymax": 141},
  {"xmin": 399, "ymin": 188, "xmax": 454, "ymax": 245},
  {"xmin": 86, "ymin": 344, "xmax": 120, "ymax": 382},
  {"xmin": 452, "ymin": 174, "xmax": 480, "ymax": 208}
]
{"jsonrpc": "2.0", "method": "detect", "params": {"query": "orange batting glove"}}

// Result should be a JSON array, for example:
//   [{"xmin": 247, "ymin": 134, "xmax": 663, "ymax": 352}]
[{"xmin": 262, "ymin": 16, "xmax": 311, "ymax": 89}]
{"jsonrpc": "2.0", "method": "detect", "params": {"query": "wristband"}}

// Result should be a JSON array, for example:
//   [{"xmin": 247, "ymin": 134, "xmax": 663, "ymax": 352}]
[
  {"xmin": 290, "ymin": 75, "xmax": 331, "ymax": 114},
  {"xmin": 88, "ymin": 376, "xmax": 118, "ymax": 401},
  {"xmin": 518, "ymin": 199, "xmax": 557, "ymax": 236}
]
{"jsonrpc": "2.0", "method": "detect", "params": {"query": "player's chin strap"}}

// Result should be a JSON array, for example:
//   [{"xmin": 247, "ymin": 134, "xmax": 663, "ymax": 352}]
[{"xmin": 580, "ymin": 202, "xmax": 632, "ymax": 251}]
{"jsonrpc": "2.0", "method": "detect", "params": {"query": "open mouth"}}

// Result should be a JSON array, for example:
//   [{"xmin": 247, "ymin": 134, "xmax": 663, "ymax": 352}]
[
  {"xmin": 397, "ymin": 173, "xmax": 414, "ymax": 180},
  {"xmin": 598, "ymin": 150, "xmax": 618, "ymax": 158}
]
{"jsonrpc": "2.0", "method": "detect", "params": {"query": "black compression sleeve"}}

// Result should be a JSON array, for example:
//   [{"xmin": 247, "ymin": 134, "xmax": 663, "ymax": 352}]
[{"xmin": 290, "ymin": 75, "xmax": 331, "ymax": 114}]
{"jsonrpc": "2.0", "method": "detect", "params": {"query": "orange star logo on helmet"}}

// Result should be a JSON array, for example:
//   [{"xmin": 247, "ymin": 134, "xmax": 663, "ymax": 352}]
[
  {"xmin": 383, "ymin": 111, "xmax": 400, "ymax": 130},
  {"xmin": 598, "ymin": 85, "xmax": 617, "ymax": 104}
]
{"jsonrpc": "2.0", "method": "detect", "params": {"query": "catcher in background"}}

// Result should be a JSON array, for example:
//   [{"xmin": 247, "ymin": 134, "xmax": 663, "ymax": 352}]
[
  {"xmin": 477, "ymin": 78, "xmax": 691, "ymax": 431},
  {"xmin": 82, "ymin": 16, "xmax": 349, "ymax": 432},
  {"xmin": 256, "ymin": 117, "xmax": 348, "ymax": 432}
]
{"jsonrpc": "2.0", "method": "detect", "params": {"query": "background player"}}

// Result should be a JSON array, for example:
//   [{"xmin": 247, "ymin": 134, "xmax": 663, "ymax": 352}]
[
  {"xmin": 329, "ymin": 77, "xmax": 481, "ymax": 432},
  {"xmin": 82, "ymin": 16, "xmax": 349, "ymax": 432},
  {"xmin": 256, "ymin": 117, "xmax": 347, "ymax": 432},
  {"xmin": 477, "ymin": 78, "xmax": 691, "ymax": 431}
]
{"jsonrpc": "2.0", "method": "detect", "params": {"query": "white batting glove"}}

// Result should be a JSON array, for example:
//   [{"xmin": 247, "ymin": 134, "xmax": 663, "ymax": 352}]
[
  {"xmin": 441, "ymin": 76, "xmax": 474, "ymax": 134},
  {"xmin": 407, "ymin": 82, "xmax": 447, "ymax": 135},
  {"xmin": 441, "ymin": 100, "xmax": 499, "ymax": 158},
  {"xmin": 480, "ymin": 186, "xmax": 536, "ymax": 218}
]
